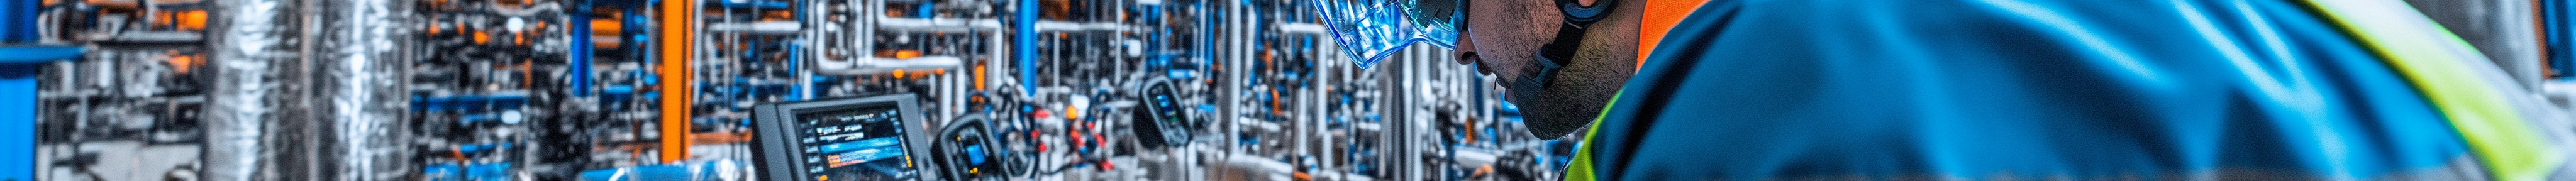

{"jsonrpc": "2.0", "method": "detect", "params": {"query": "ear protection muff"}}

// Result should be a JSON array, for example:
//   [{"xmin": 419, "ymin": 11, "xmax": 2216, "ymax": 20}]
[
  {"xmin": 1521, "ymin": 0, "xmax": 1619, "ymax": 91},
  {"xmin": 1558, "ymin": 0, "xmax": 1618, "ymax": 24}
]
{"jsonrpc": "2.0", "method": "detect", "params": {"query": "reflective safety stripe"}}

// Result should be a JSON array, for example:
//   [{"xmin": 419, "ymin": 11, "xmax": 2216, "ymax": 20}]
[
  {"xmin": 2301, "ymin": 1, "xmax": 2565, "ymax": 180},
  {"xmin": 1562, "ymin": 91, "xmax": 1620, "ymax": 181}
]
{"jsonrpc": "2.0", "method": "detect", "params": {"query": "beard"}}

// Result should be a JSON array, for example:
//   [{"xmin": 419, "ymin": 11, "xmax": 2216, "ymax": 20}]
[
  {"xmin": 1499, "ymin": 44, "xmax": 1629, "ymax": 140},
  {"xmin": 1502, "ymin": 57, "xmax": 1600, "ymax": 140}
]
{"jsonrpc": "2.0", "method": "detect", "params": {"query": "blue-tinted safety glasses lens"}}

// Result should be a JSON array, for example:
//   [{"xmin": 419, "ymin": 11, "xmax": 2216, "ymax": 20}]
[{"xmin": 1307, "ymin": 0, "xmax": 1463, "ymax": 69}]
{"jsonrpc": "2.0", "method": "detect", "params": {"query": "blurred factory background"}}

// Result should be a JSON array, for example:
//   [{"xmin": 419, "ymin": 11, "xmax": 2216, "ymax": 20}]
[
  {"xmin": 25, "ymin": 1, "xmax": 2576, "ymax": 181},
  {"xmin": 19, "ymin": 0, "xmax": 1563, "ymax": 180}
]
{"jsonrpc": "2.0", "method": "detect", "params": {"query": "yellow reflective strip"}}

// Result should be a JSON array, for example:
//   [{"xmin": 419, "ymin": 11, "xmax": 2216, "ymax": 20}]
[
  {"xmin": 2301, "ymin": 1, "xmax": 2565, "ymax": 180},
  {"xmin": 1563, "ymin": 133, "xmax": 1596, "ymax": 181},
  {"xmin": 1562, "ymin": 91, "xmax": 1621, "ymax": 181}
]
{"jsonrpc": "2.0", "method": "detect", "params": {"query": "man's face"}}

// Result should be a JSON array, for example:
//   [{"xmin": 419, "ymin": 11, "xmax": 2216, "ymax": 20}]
[
  {"xmin": 1449, "ymin": 0, "xmax": 1636, "ymax": 139},
  {"xmin": 1453, "ymin": 1, "xmax": 1567, "ymax": 107}
]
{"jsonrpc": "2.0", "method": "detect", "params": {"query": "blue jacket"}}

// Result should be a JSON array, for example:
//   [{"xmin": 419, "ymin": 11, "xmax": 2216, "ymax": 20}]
[{"xmin": 1574, "ymin": 0, "xmax": 2571, "ymax": 180}]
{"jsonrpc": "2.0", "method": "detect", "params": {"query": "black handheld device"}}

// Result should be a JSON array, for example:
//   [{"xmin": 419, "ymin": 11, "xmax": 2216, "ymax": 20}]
[{"xmin": 753, "ymin": 94, "xmax": 939, "ymax": 181}]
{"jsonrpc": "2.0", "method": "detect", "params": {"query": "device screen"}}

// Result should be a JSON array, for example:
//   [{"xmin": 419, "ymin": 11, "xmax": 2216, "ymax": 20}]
[
  {"xmin": 1149, "ymin": 84, "xmax": 1182, "ymax": 126},
  {"xmin": 795, "ymin": 106, "xmax": 917, "ymax": 181},
  {"xmin": 1143, "ymin": 82, "xmax": 1191, "ymax": 145}
]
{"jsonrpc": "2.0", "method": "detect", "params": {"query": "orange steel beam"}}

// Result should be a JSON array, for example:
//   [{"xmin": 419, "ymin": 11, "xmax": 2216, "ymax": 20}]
[{"xmin": 657, "ymin": 0, "xmax": 696, "ymax": 163}]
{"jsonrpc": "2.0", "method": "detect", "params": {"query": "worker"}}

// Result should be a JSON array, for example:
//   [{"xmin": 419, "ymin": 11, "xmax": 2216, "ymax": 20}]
[
  {"xmin": 1312, "ymin": 0, "xmax": 2576, "ymax": 180},
  {"xmin": 1308, "ymin": 0, "xmax": 1639, "ymax": 140}
]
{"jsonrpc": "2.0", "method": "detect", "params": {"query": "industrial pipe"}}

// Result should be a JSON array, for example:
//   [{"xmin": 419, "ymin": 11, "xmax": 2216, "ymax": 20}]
[
  {"xmin": 313, "ymin": 0, "xmax": 414, "ymax": 179},
  {"xmin": 201, "ymin": 0, "xmax": 294, "ymax": 180}
]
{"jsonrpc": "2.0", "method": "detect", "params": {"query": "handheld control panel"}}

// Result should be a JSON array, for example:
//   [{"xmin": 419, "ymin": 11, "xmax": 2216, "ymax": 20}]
[{"xmin": 755, "ymin": 94, "xmax": 937, "ymax": 181}]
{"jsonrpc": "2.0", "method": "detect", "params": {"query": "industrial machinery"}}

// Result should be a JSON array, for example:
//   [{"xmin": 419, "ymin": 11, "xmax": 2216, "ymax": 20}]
[{"xmin": 31, "ymin": 0, "xmax": 1568, "ymax": 180}]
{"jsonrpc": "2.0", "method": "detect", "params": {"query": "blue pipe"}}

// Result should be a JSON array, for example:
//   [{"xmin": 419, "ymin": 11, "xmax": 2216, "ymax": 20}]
[
  {"xmin": 789, "ymin": 43, "xmax": 806, "ymax": 101},
  {"xmin": 0, "ymin": 1, "xmax": 73, "ymax": 180},
  {"xmin": 572, "ymin": 0, "xmax": 594, "ymax": 97},
  {"xmin": 2552, "ymin": 0, "xmax": 2575, "ymax": 79},
  {"xmin": 1199, "ymin": 2, "xmax": 1211, "ymax": 69},
  {"xmin": 1018, "ymin": 0, "xmax": 1038, "ymax": 94},
  {"xmin": 709, "ymin": 0, "xmax": 789, "ymax": 9},
  {"xmin": 2, "ymin": 0, "xmax": 31, "ymax": 42},
  {"xmin": 789, "ymin": 0, "xmax": 804, "ymax": 101}
]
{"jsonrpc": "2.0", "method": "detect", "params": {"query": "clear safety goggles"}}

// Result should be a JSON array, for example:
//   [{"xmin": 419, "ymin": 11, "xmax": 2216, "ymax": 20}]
[{"xmin": 1307, "ymin": 0, "xmax": 1463, "ymax": 69}]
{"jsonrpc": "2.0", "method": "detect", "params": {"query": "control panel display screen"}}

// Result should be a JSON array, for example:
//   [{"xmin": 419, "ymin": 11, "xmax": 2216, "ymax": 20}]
[{"xmin": 795, "ymin": 107, "xmax": 916, "ymax": 181}]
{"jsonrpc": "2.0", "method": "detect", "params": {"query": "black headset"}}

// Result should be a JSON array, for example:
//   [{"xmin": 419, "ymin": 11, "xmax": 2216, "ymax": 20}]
[{"xmin": 1517, "ymin": 0, "xmax": 1619, "ymax": 90}]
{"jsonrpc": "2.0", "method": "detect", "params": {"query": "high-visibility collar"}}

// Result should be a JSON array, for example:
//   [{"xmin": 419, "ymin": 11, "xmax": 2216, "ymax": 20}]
[{"xmin": 2304, "ymin": 1, "xmax": 2566, "ymax": 180}]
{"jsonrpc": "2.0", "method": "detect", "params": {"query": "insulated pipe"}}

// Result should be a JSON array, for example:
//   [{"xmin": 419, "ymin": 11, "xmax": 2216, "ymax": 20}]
[
  {"xmin": 706, "ymin": 21, "xmax": 799, "ymax": 35},
  {"xmin": 872, "ymin": 17, "xmax": 1002, "ymax": 33},
  {"xmin": 201, "ymin": 0, "xmax": 295, "ymax": 180},
  {"xmin": 813, "ymin": 56, "xmax": 966, "ymax": 75},
  {"xmin": 314, "ymin": 0, "xmax": 414, "ymax": 179}
]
